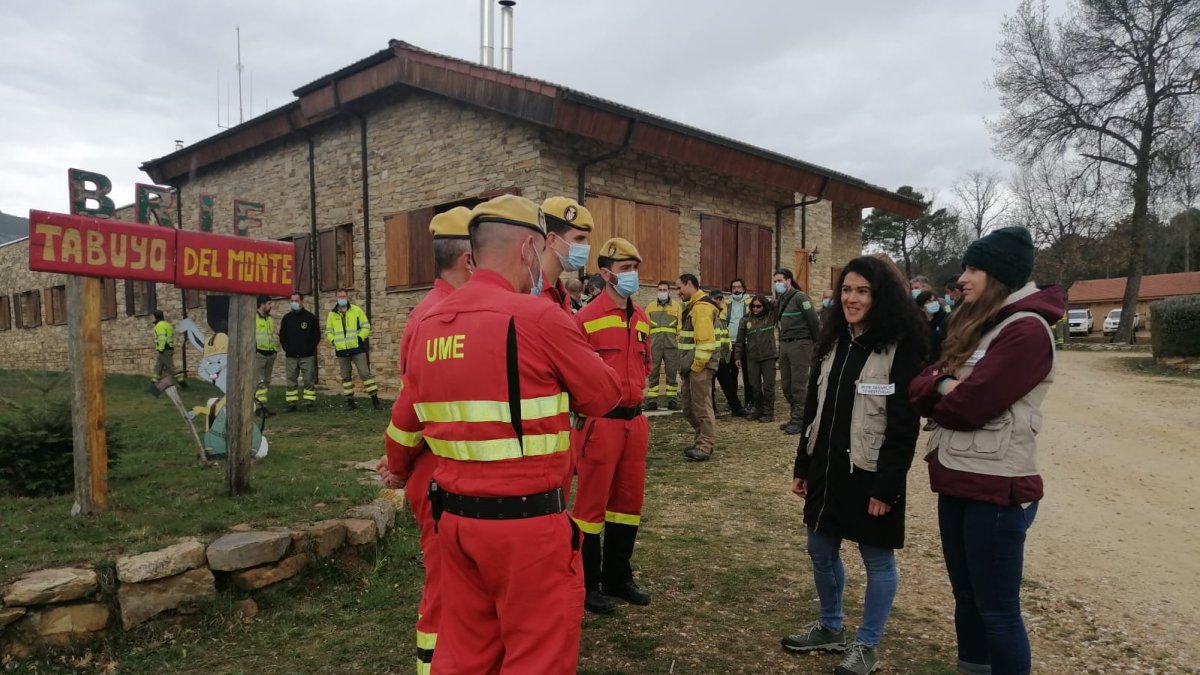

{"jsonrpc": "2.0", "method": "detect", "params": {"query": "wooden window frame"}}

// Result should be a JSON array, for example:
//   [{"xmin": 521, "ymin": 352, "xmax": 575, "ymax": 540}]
[
  {"xmin": 700, "ymin": 214, "xmax": 772, "ymax": 293},
  {"xmin": 15, "ymin": 290, "xmax": 42, "ymax": 329},
  {"xmin": 44, "ymin": 285, "xmax": 67, "ymax": 326},
  {"xmin": 581, "ymin": 193, "xmax": 680, "ymax": 286},
  {"xmin": 384, "ymin": 188, "xmax": 522, "ymax": 291}
]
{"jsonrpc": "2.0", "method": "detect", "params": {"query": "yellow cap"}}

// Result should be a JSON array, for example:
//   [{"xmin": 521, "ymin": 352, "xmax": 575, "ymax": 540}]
[
  {"xmin": 541, "ymin": 197, "xmax": 594, "ymax": 232},
  {"xmin": 429, "ymin": 206, "xmax": 473, "ymax": 239},
  {"xmin": 469, "ymin": 195, "xmax": 546, "ymax": 236},
  {"xmin": 597, "ymin": 237, "xmax": 642, "ymax": 263}
]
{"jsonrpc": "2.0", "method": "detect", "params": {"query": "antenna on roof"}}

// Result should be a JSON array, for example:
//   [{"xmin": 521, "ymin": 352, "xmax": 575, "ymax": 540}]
[{"xmin": 236, "ymin": 25, "xmax": 244, "ymax": 124}]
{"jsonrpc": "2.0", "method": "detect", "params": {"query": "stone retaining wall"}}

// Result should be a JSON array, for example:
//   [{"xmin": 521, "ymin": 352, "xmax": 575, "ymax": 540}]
[{"xmin": 0, "ymin": 491, "xmax": 403, "ymax": 657}]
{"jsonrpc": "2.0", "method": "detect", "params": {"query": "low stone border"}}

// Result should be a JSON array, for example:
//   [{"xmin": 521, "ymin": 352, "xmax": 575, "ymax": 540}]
[
  {"xmin": 1156, "ymin": 356, "xmax": 1200, "ymax": 372},
  {"xmin": 1060, "ymin": 342, "xmax": 1151, "ymax": 352},
  {"xmin": 0, "ymin": 490, "xmax": 405, "ymax": 657}
]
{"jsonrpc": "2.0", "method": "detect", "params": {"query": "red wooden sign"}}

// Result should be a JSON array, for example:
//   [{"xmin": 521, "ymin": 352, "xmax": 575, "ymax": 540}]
[
  {"xmin": 28, "ymin": 210, "xmax": 295, "ymax": 296},
  {"xmin": 28, "ymin": 210, "xmax": 176, "ymax": 283},
  {"xmin": 176, "ymin": 230, "xmax": 294, "ymax": 296}
]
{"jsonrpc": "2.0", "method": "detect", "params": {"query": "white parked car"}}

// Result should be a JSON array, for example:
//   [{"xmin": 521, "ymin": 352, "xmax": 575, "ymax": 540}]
[
  {"xmin": 1067, "ymin": 309, "xmax": 1093, "ymax": 335},
  {"xmin": 1102, "ymin": 308, "xmax": 1140, "ymax": 335}
]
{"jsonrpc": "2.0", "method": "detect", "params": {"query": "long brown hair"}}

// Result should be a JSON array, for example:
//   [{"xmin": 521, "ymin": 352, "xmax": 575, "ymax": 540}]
[
  {"xmin": 815, "ymin": 256, "xmax": 928, "ymax": 360},
  {"xmin": 941, "ymin": 273, "xmax": 1011, "ymax": 372}
]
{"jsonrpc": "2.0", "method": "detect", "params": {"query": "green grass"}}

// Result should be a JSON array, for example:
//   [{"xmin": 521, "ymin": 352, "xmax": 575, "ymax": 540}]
[
  {"xmin": 1116, "ymin": 355, "xmax": 1200, "ymax": 380},
  {"xmin": 0, "ymin": 370, "xmax": 384, "ymax": 578}
]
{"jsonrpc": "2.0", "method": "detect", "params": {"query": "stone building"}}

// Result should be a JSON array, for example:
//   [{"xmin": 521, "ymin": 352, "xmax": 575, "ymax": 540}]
[{"xmin": 0, "ymin": 40, "xmax": 920, "ymax": 391}]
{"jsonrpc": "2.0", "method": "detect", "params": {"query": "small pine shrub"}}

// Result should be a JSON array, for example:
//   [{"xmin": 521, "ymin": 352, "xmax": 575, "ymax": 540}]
[
  {"xmin": 1150, "ymin": 295, "xmax": 1200, "ymax": 359},
  {"xmin": 0, "ymin": 397, "xmax": 122, "ymax": 498}
]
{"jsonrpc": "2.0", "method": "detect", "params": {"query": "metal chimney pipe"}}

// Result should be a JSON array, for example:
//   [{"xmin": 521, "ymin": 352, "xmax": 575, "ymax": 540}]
[
  {"xmin": 499, "ymin": 0, "xmax": 515, "ymax": 72},
  {"xmin": 480, "ymin": 0, "xmax": 494, "ymax": 66}
]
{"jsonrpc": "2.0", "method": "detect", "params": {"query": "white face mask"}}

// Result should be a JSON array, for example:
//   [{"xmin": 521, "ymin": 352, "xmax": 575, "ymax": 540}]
[{"xmin": 656, "ymin": 292, "xmax": 669, "ymax": 302}]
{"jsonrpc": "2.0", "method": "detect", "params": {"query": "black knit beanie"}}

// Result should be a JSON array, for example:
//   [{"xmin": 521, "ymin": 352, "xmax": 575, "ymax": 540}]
[{"xmin": 961, "ymin": 226, "xmax": 1035, "ymax": 291}]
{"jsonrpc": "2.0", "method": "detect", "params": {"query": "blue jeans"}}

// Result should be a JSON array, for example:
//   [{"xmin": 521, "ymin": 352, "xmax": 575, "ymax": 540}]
[
  {"xmin": 938, "ymin": 496, "xmax": 1040, "ymax": 675},
  {"xmin": 805, "ymin": 527, "xmax": 898, "ymax": 646}
]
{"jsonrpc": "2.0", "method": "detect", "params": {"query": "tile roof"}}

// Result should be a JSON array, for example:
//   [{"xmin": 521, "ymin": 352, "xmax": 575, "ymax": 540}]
[{"xmin": 1068, "ymin": 271, "xmax": 1200, "ymax": 303}]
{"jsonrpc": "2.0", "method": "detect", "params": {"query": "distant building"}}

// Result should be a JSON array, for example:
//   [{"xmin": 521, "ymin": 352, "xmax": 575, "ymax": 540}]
[
  {"xmin": 0, "ymin": 40, "xmax": 920, "ymax": 389},
  {"xmin": 1068, "ymin": 271, "xmax": 1200, "ymax": 332}
]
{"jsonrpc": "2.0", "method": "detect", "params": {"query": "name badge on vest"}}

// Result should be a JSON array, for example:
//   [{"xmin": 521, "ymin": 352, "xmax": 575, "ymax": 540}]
[
  {"xmin": 965, "ymin": 349, "xmax": 987, "ymax": 366},
  {"xmin": 856, "ymin": 382, "xmax": 895, "ymax": 396}
]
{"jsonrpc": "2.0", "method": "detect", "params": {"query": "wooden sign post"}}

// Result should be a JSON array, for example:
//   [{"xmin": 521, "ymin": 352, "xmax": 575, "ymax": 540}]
[{"xmin": 30, "ymin": 178, "xmax": 295, "ymax": 503}]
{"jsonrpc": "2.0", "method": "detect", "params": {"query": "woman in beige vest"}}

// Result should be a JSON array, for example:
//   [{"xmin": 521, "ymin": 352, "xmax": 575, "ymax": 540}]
[
  {"xmin": 781, "ymin": 256, "xmax": 926, "ymax": 675},
  {"xmin": 910, "ymin": 226, "xmax": 1064, "ymax": 675}
]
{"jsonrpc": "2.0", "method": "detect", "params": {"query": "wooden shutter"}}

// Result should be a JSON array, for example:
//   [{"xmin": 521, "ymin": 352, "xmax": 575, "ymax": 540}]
[
  {"xmin": 408, "ymin": 208, "xmax": 436, "ymax": 287},
  {"xmin": 101, "ymin": 279, "xmax": 117, "ymax": 319},
  {"xmin": 736, "ymin": 222, "xmax": 760, "ymax": 292},
  {"xmin": 830, "ymin": 266, "xmax": 843, "ymax": 290},
  {"xmin": 385, "ymin": 212, "xmax": 410, "ymax": 288},
  {"xmin": 794, "ymin": 250, "xmax": 811, "ymax": 293},
  {"xmin": 318, "ymin": 229, "xmax": 338, "ymax": 291},
  {"xmin": 755, "ymin": 225, "xmax": 773, "ymax": 293},
  {"xmin": 337, "ymin": 225, "xmax": 354, "ymax": 288},
  {"xmin": 700, "ymin": 216, "xmax": 736, "ymax": 288},
  {"xmin": 584, "ymin": 195, "xmax": 616, "ymax": 272},
  {"xmin": 292, "ymin": 235, "xmax": 313, "ymax": 295},
  {"xmin": 0, "ymin": 295, "xmax": 10, "ymax": 330}
]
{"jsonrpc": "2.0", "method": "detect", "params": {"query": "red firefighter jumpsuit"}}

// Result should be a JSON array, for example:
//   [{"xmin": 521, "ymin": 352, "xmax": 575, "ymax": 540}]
[
  {"xmin": 387, "ymin": 270, "xmax": 621, "ymax": 675},
  {"xmin": 541, "ymin": 277, "xmax": 584, "ymax": 502},
  {"xmin": 571, "ymin": 290, "xmax": 652, "ymax": 594},
  {"xmin": 392, "ymin": 277, "xmax": 455, "ymax": 675}
]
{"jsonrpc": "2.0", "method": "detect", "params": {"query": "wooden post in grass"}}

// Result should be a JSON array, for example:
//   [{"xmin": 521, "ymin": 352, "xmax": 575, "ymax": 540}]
[
  {"xmin": 224, "ymin": 294, "xmax": 256, "ymax": 495},
  {"xmin": 66, "ymin": 276, "xmax": 108, "ymax": 515}
]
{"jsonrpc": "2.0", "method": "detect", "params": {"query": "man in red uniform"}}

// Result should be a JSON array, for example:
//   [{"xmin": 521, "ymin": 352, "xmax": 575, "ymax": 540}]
[
  {"xmin": 539, "ymin": 196, "xmax": 594, "ymax": 313},
  {"xmin": 572, "ymin": 237, "xmax": 654, "ymax": 615},
  {"xmin": 380, "ymin": 205, "xmax": 473, "ymax": 675},
  {"xmin": 385, "ymin": 194, "xmax": 621, "ymax": 675}
]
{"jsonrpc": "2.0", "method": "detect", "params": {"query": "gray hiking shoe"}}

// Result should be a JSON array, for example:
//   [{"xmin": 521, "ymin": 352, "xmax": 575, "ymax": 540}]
[
  {"xmin": 834, "ymin": 641, "xmax": 880, "ymax": 675},
  {"xmin": 781, "ymin": 621, "xmax": 847, "ymax": 653}
]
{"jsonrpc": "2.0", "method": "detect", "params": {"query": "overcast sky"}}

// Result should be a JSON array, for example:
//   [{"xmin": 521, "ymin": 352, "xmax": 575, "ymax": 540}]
[{"xmin": 0, "ymin": 0, "xmax": 1065, "ymax": 217}]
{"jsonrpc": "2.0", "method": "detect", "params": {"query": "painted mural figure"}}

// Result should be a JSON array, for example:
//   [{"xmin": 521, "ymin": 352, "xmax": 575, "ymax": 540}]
[{"xmin": 179, "ymin": 318, "xmax": 269, "ymax": 460}]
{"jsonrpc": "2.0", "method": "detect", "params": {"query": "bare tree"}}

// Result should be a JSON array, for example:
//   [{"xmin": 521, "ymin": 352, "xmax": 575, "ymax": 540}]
[
  {"xmin": 1161, "ymin": 127, "xmax": 1200, "ymax": 271},
  {"xmin": 991, "ymin": 0, "xmax": 1200, "ymax": 342},
  {"xmin": 951, "ymin": 170, "xmax": 1008, "ymax": 238},
  {"xmin": 1011, "ymin": 155, "xmax": 1112, "ymax": 290}
]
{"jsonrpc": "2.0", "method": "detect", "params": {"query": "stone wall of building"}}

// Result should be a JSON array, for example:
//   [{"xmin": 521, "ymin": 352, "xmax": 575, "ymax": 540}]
[{"xmin": 0, "ymin": 91, "xmax": 866, "ymax": 390}]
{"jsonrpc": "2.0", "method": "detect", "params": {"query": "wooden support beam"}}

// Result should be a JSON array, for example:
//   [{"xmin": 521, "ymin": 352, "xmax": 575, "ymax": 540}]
[
  {"xmin": 67, "ymin": 276, "xmax": 107, "ymax": 515},
  {"xmin": 224, "ymin": 295, "xmax": 257, "ymax": 495}
]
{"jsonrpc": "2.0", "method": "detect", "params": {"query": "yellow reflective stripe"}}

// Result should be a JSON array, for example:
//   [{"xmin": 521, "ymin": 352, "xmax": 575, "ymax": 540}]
[
  {"xmin": 678, "ymin": 330, "xmax": 695, "ymax": 337},
  {"xmin": 416, "ymin": 661, "xmax": 431, "ymax": 675},
  {"xmin": 605, "ymin": 511, "xmax": 641, "ymax": 526},
  {"xmin": 414, "ymin": 393, "xmax": 568, "ymax": 423},
  {"xmin": 416, "ymin": 630, "xmax": 437, "ymax": 650},
  {"xmin": 677, "ymin": 343, "xmax": 696, "ymax": 350},
  {"xmin": 425, "ymin": 431, "xmax": 570, "ymax": 461},
  {"xmin": 386, "ymin": 422, "xmax": 423, "ymax": 447},
  {"xmin": 572, "ymin": 516, "xmax": 604, "ymax": 534},
  {"xmin": 583, "ymin": 315, "xmax": 628, "ymax": 334},
  {"xmin": 697, "ymin": 341, "xmax": 721, "ymax": 349},
  {"xmin": 650, "ymin": 327, "xmax": 677, "ymax": 334},
  {"xmin": 634, "ymin": 320, "xmax": 649, "ymax": 334}
]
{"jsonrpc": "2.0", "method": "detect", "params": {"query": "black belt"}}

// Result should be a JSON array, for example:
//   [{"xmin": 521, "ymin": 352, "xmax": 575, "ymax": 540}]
[
  {"xmin": 780, "ymin": 338, "xmax": 811, "ymax": 343},
  {"xmin": 436, "ymin": 486, "xmax": 566, "ymax": 520},
  {"xmin": 603, "ymin": 405, "xmax": 643, "ymax": 420}
]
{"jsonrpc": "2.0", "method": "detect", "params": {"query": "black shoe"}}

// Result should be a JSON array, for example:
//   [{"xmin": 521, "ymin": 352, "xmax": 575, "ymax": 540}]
[
  {"xmin": 779, "ymin": 422, "xmax": 790, "ymax": 431},
  {"xmin": 732, "ymin": 408, "xmax": 748, "ymax": 418},
  {"xmin": 346, "ymin": 398, "xmax": 356, "ymax": 411},
  {"xmin": 602, "ymin": 580, "xmax": 651, "ymax": 606},
  {"xmin": 584, "ymin": 590, "xmax": 617, "ymax": 615},
  {"xmin": 371, "ymin": 395, "xmax": 382, "ymax": 411},
  {"xmin": 306, "ymin": 403, "xmax": 315, "ymax": 412},
  {"xmin": 782, "ymin": 422, "xmax": 802, "ymax": 435},
  {"xmin": 684, "ymin": 447, "xmax": 712, "ymax": 462},
  {"xmin": 667, "ymin": 400, "xmax": 680, "ymax": 411},
  {"xmin": 645, "ymin": 400, "xmax": 658, "ymax": 411},
  {"xmin": 285, "ymin": 405, "xmax": 297, "ymax": 413}
]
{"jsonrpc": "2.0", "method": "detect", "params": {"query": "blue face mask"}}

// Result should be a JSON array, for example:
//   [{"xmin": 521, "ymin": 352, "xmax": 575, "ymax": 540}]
[
  {"xmin": 773, "ymin": 282, "xmax": 787, "ymax": 296},
  {"xmin": 730, "ymin": 292, "xmax": 745, "ymax": 301},
  {"xmin": 944, "ymin": 294, "xmax": 954, "ymax": 307},
  {"xmin": 612, "ymin": 271, "xmax": 640, "ymax": 297},
  {"xmin": 290, "ymin": 302, "xmax": 301, "ymax": 312},
  {"xmin": 527, "ymin": 253, "xmax": 544, "ymax": 297},
  {"xmin": 337, "ymin": 298, "xmax": 348, "ymax": 307},
  {"xmin": 925, "ymin": 301, "xmax": 941, "ymax": 315},
  {"xmin": 559, "ymin": 242, "xmax": 590, "ymax": 272},
  {"xmin": 911, "ymin": 289, "xmax": 921, "ymax": 299},
  {"xmin": 822, "ymin": 298, "xmax": 833, "ymax": 308}
]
